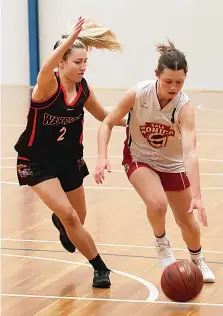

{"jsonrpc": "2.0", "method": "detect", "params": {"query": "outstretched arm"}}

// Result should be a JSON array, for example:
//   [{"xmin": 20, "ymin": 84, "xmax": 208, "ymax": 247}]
[
  {"xmin": 33, "ymin": 16, "xmax": 85, "ymax": 101},
  {"xmin": 179, "ymin": 102, "xmax": 207, "ymax": 226},
  {"xmin": 84, "ymin": 87, "xmax": 126, "ymax": 126},
  {"xmin": 94, "ymin": 87, "xmax": 136, "ymax": 184}
]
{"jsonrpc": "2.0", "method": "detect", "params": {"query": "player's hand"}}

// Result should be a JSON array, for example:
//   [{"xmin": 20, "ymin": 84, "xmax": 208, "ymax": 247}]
[
  {"xmin": 70, "ymin": 16, "xmax": 85, "ymax": 38},
  {"xmin": 94, "ymin": 158, "xmax": 111, "ymax": 184},
  {"xmin": 188, "ymin": 198, "xmax": 208, "ymax": 227}
]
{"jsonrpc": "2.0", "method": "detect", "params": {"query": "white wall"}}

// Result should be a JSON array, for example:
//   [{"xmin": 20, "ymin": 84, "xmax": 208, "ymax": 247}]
[
  {"xmin": 1, "ymin": 0, "xmax": 223, "ymax": 90},
  {"xmin": 1, "ymin": 0, "xmax": 29, "ymax": 85},
  {"xmin": 38, "ymin": 0, "xmax": 223, "ymax": 91}
]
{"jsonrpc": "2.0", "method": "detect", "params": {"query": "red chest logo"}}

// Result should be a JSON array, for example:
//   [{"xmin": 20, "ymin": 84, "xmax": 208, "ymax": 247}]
[{"xmin": 140, "ymin": 123, "xmax": 175, "ymax": 148}]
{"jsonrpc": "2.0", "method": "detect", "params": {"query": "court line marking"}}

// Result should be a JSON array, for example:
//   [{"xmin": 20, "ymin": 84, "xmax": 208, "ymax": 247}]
[
  {"xmin": 0, "ymin": 124, "xmax": 123, "ymax": 132},
  {"xmin": 0, "ymin": 253, "xmax": 159, "ymax": 302},
  {"xmin": 2, "ymin": 238, "xmax": 223, "ymax": 254},
  {"xmin": 195, "ymin": 132, "xmax": 223, "ymax": 136},
  {"xmin": 2, "ymin": 247, "xmax": 223, "ymax": 266},
  {"xmin": 2, "ymin": 122, "xmax": 223, "ymax": 132},
  {"xmin": 1, "ymin": 254, "xmax": 222, "ymax": 307},
  {"xmin": 1, "ymin": 126, "xmax": 223, "ymax": 136},
  {"xmin": 198, "ymin": 158, "xmax": 223, "ymax": 163},
  {"xmin": 197, "ymin": 128, "xmax": 223, "ymax": 132},
  {"xmin": 1, "ymin": 293, "xmax": 223, "ymax": 307},
  {"xmin": 1, "ymin": 156, "xmax": 223, "ymax": 163},
  {"xmin": 1, "ymin": 165, "xmax": 223, "ymax": 176},
  {"xmin": 196, "ymin": 104, "xmax": 223, "ymax": 113},
  {"xmin": 0, "ymin": 123, "xmax": 118, "ymax": 128},
  {"xmin": 1, "ymin": 181, "xmax": 223, "ymax": 191},
  {"xmin": 199, "ymin": 173, "xmax": 223, "ymax": 176}
]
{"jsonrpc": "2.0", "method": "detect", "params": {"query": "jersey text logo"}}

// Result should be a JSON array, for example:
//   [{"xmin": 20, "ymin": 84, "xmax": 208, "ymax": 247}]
[
  {"xmin": 43, "ymin": 113, "xmax": 82, "ymax": 126},
  {"xmin": 140, "ymin": 122, "xmax": 175, "ymax": 148}
]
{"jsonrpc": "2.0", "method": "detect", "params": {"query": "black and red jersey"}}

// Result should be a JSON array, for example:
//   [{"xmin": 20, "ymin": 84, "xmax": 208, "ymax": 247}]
[{"xmin": 14, "ymin": 73, "xmax": 90, "ymax": 162}]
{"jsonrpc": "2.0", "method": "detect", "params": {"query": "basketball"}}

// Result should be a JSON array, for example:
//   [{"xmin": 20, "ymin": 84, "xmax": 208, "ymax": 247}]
[{"xmin": 161, "ymin": 260, "xmax": 203, "ymax": 302}]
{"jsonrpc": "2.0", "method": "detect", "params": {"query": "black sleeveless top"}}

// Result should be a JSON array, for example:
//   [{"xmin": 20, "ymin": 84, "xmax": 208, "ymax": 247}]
[{"xmin": 14, "ymin": 74, "xmax": 90, "ymax": 162}]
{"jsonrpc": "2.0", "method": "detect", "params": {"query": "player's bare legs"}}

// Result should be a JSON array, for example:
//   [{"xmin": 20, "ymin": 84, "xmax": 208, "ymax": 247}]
[
  {"xmin": 129, "ymin": 167, "xmax": 175, "ymax": 268},
  {"xmin": 32, "ymin": 178, "xmax": 111, "ymax": 288},
  {"xmin": 166, "ymin": 188, "xmax": 215, "ymax": 282},
  {"xmin": 51, "ymin": 186, "xmax": 87, "ymax": 253},
  {"xmin": 66, "ymin": 186, "xmax": 87, "ymax": 225},
  {"xmin": 166, "ymin": 188, "xmax": 200, "ymax": 250}
]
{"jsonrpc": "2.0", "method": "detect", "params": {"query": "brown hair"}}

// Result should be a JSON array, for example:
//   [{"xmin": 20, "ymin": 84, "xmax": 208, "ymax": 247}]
[{"xmin": 156, "ymin": 39, "xmax": 188, "ymax": 75}]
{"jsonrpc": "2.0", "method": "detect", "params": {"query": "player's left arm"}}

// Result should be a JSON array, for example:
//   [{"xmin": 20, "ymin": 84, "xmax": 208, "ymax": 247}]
[
  {"xmin": 84, "ymin": 87, "xmax": 126, "ymax": 127},
  {"xmin": 178, "ymin": 102, "xmax": 207, "ymax": 226},
  {"xmin": 178, "ymin": 102, "xmax": 201, "ymax": 199}
]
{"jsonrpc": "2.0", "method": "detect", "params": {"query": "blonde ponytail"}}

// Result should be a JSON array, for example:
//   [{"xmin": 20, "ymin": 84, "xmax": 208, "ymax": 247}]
[
  {"xmin": 54, "ymin": 19, "xmax": 122, "ymax": 60},
  {"xmin": 76, "ymin": 19, "xmax": 122, "ymax": 52}
]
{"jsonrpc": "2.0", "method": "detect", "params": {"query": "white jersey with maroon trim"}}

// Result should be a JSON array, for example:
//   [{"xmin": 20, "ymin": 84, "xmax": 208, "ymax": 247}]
[{"xmin": 123, "ymin": 80, "xmax": 190, "ymax": 173}]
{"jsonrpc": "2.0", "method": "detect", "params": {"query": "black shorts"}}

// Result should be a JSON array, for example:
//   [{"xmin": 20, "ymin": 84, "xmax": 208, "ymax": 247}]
[{"xmin": 16, "ymin": 156, "xmax": 89, "ymax": 192}]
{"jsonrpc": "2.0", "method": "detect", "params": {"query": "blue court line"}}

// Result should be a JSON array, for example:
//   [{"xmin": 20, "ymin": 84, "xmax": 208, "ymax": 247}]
[{"xmin": 1, "ymin": 247, "xmax": 223, "ymax": 265}]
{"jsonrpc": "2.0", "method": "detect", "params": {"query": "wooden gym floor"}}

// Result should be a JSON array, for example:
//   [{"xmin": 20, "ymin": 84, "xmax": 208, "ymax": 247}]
[{"xmin": 1, "ymin": 86, "xmax": 223, "ymax": 315}]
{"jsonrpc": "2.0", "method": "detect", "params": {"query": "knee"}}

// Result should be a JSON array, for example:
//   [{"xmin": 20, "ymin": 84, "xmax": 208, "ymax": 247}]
[
  {"xmin": 146, "ymin": 199, "xmax": 167, "ymax": 216},
  {"xmin": 79, "ymin": 208, "xmax": 87, "ymax": 225},
  {"xmin": 60, "ymin": 206, "xmax": 80, "ymax": 227},
  {"xmin": 175, "ymin": 215, "xmax": 199, "ymax": 232},
  {"xmin": 81, "ymin": 212, "xmax": 86, "ymax": 225}
]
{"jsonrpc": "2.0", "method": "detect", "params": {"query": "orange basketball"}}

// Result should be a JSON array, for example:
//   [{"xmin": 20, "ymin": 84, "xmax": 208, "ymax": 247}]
[{"xmin": 161, "ymin": 260, "xmax": 203, "ymax": 302}]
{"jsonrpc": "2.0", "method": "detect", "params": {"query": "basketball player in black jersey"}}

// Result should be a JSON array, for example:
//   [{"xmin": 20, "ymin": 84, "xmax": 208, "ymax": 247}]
[{"xmin": 14, "ymin": 17, "xmax": 124, "ymax": 288}]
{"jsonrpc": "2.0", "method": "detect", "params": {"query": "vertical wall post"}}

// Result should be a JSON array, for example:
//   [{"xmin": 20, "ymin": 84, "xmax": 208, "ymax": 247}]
[{"xmin": 28, "ymin": 0, "xmax": 39, "ymax": 86}]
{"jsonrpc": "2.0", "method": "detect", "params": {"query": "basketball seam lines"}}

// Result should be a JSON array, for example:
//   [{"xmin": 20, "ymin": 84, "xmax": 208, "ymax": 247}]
[{"xmin": 177, "ymin": 265, "xmax": 190, "ymax": 296}]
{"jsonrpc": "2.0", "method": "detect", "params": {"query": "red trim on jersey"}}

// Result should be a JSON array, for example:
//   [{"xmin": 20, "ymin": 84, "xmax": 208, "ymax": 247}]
[
  {"xmin": 83, "ymin": 81, "xmax": 90, "ymax": 101},
  {"xmin": 30, "ymin": 87, "xmax": 61, "ymax": 110},
  {"xmin": 82, "ymin": 87, "xmax": 88, "ymax": 101},
  {"xmin": 79, "ymin": 120, "xmax": 84, "ymax": 144},
  {"xmin": 60, "ymin": 82, "xmax": 83, "ymax": 106},
  {"xmin": 31, "ymin": 88, "xmax": 59, "ymax": 103},
  {"xmin": 18, "ymin": 156, "xmax": 30, "ymax": 161},
  {"xmin": 31, "ymin": 72, "xmax": 60, "ymax": 104},
  {"xmin": 122, "ymin": 125, "xmax": 132, "ymax": 161},
  {"xmin": 28, "ymin": 109, "xmax": 38, "ymax": 147}
]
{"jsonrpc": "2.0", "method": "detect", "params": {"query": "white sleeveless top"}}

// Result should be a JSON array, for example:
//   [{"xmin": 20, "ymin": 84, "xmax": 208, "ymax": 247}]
[{"xmin": 125, "ymin": 80, "xmax": 189, "ymax": 173}]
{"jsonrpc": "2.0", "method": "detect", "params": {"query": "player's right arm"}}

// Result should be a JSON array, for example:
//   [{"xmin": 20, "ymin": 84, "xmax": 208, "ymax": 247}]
[
  {"xmin": 94, "ymin": 87, "xmax": 136, "ymax": 184},
  {"xmin": 32, "ymin": 17, "xmax": 85, "ymax": 102}
]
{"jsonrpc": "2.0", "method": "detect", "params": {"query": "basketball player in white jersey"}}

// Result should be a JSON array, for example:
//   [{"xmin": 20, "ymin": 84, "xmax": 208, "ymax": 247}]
[{"xmin": 94, "ymin": 40, "xmax": 215, "ymax": 282}]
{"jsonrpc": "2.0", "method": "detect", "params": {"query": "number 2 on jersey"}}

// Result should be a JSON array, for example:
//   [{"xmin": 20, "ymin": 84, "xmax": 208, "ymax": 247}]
[{"xmin": 57, "ymin": 127, "xmax": 67, "ymax": 142}]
